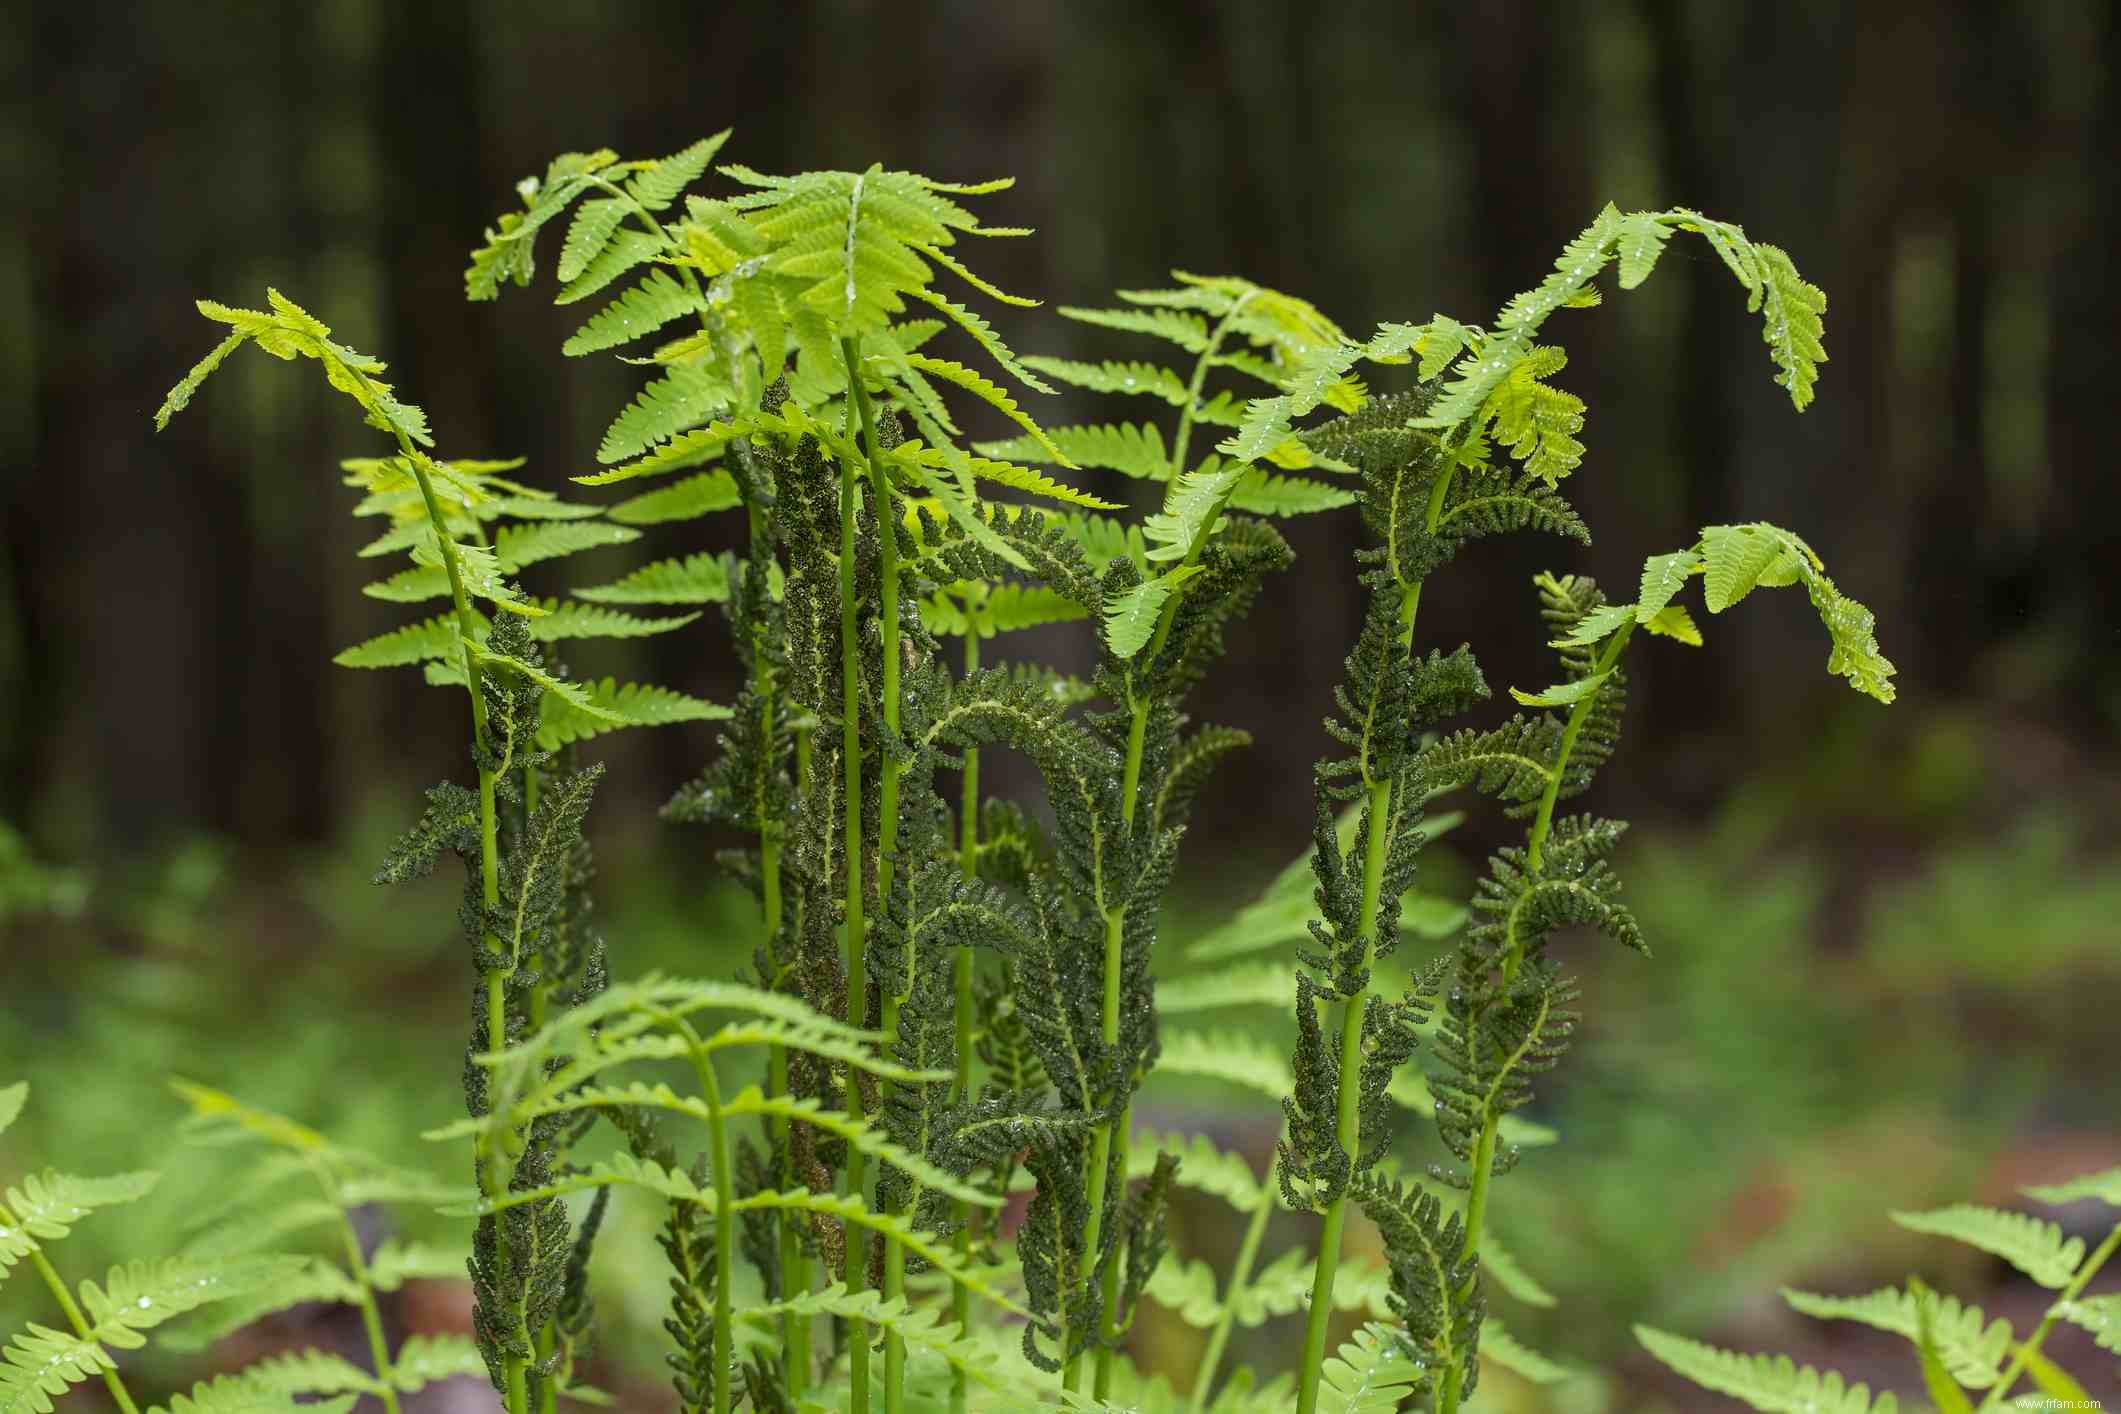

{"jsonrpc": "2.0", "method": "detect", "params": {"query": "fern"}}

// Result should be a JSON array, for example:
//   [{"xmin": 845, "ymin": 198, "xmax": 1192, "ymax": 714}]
[{"xmin": 1634, "ymin": 1327, "xmax": 1901, "ymax": 1413}]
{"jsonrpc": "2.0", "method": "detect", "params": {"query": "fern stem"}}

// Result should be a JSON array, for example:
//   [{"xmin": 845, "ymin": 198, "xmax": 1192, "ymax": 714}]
[
  {"xmin": 28, "ymin": 1248, "xmax": 140, "ymax": 1414},
  {"xmin": 1439, "ymin": 621, "xmax": 1636, "ymax": 1414},
  {"xmin": 1294, "ymin": 509, "xmax": 1437, "ymax": 1414},
  {"xmin": 835, "ymin": 365, "xmax": 874, "ymax": 1414},
  {"xmin": 1168, "ymin": 292, "xmax": 1255, "ymax": 481},
  {"xmin": 403, "ymin": 439, "xmax": 530, "ymax": 1414},
  {"xmin": 337, "ymin": 1212, "xmax": 405, "ymax": 1414},
  {"xmin": 844, "ymin": 334, "xmax": 909, "ymax": 1414},
  {"xmin": 1975, "ymin": 1220, "xmax": 2121, "ymax": 1412},
  {"xmin": 533, "ymin": 1325, "xmax": 558, "ymax": 1414},
  {"xmin": 951, "ymin": 632, "xmax": 981, "ymax": 1414},
  {"xmin": 1187, "ymin": 1173, "xmax": 1276, "ymax": 1413},
  {"xmin": 675, "ymin": 1020, "xmax": 739, "ymax": 1414}
]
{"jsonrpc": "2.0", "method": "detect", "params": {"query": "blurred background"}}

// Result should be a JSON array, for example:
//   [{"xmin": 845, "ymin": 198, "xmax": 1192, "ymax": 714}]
[{"xmin": 4, "ymin": 0, "xmax": 2117, "ymax": 1408}]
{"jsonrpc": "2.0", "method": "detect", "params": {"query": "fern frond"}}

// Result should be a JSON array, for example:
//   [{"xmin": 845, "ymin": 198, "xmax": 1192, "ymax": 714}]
[
  {"xmin": 605, "ymin": 470, "xmax": 743, "ymax": 526},
  {"xmin": 561, "ymin": 270, "xmax": 701, "ymax": 356},
  {"xmin": 0, "ymin": 1085, "xmax": 22, "ymax": 1140},
  {"xmin": 1634, "ymin": 1326, "xmax": 1901, "ymax": 1413},
  {"xmin": 896, "ymin": 354, "xmax": 1071, "ymax": 466},
  {"xmin": 1056, "ymin": 304, "xmax": 1211, "ymax": 352},
  {"xmin": 1480, "ymin": 1323, "xmax": 1570, "ymax": 1384},
  {"xmin": 0, "ymin": 1170, "xmax": 158, "ymax": 1270},
  {"xmin": 1017, "ymin": 357, "xmax": 1190, "ymax": 405},
  {"xmin": 1158, "ymin": 962, "xmax": 1288, "ymax": 1014},
  {"xmin": 1225, "ymin": 471, "xmax": 1357, "ymax": 517},
  {"xmin": 742, "ymin": 1284, "xmax": 1006, "ymax": 1387},
  {"xmin": 78, "ymin": 1258, "xmax": 303, "ymax": 1349},
  {"xmin": 152, "ymin": 1373, "xmax": 357, "ymax": 1414},
  {"xmin": 366, "ymin": 1240, "xmax": 472, "ymax": 1291},
  {"xmin": 1783, "ymin": 1285, "xmax": 2011, "ymax": 1387},
  {"xmin": 386, "ymin": 1333, "xmax": 486, "ymax": 1393},
  {"xmin": 1890, "ymin": 1205, "xmax": 2086, "ymax": 1288},
  {"xmin": 572, "ymin": 552, "xmax": 731, "ymax": 604},
  {"xmin": 975, "ymin": 422, "xmax": 1169, "ymax": 480},
  {"xmin": 493, "ymin": 520, "xmax": 640, "ymax": 570},
  {"xmin": 465, "ymin": 148, "xmax": 622, "ymax": 299},
  {"xmin": 161, "ymin": 1260, "xmax": 365, "ymax": 1351},
  {"xmin": 332, "ymin": 614, "xmax": 460, "ymax": 669},
  {"xmin": 627, "ymin": 132, "xmax": 730, "ymax": 212},
  {"xmin": 2026, "ymin": 1166, "xmax": 2121, "ymax": 1207},
  {"xmin": 0, "ymin": 1326, "xmax": 114, "ymax": 1414},
  {"xmin": 1314, "ymin": 1324, "xmax": 1424, "ymax": 1414},
  {"xmin": 1152, "ymin": 1029, "xmax": 1295, "ymax": 1101},
  {"xmin": 595, "ymin": 362, "xmax": 735, "ymax": 465},
  {"xmin": 523, "ymin": 601, "xmax": 700, "ymax": 643}
]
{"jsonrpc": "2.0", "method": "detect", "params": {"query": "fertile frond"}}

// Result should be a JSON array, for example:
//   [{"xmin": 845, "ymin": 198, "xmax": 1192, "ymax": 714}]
[
  {"xmin": 1634, "ymin": 1327, "xmax": 1901, "ymax": 1413},
  {"xmin": 1889, "ymin": 1205, "xmax": 2086, "ymax": 1288},
  {"xmin": 1350, "ymin": 1174, "xmax": 1481, "ymax": 1397}
]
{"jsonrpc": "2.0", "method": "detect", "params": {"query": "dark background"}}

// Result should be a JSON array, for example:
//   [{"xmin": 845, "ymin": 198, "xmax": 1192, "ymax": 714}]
[
  {"xmin": 5, "ymin": 2, "xmax": 2119, "ymax": 1407},
  {"xmin": 9, "ymin": 0, "xmax": 2116, "ymax": 860}
]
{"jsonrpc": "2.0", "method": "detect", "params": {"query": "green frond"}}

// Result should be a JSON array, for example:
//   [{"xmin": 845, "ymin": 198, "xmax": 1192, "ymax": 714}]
[
  {"xmin": 740, "ymin": 1284, "xmax": 1005, "ymax": 1387},
  {"xmin": 1314, "ymin": 1325, "xmax": 1424, "ymax": 1414},
  {"xmin": 523, "ymin": 601, "xmax": 700, "ymax": 642},
  {"xmin": 161, "ymin": 1260, "xmax": 364, "ymax": 1351},
  {"xmin": 892, "ymin": 445, "xmax": 1114, "ymax": 509},
  {"xmin": 1480, "ymin": 345, "xmax": 1585, "ymax": 484},
  {"xmin": 1158, "ymin": 962, "xmax": 1289, "ymax": 1014},
  {"xmin": 976, "ymin": 422, "xmax": 1169, "ymax": 480},
  {"xmin": 2026, "ymin": 1166, "xmax": 2121, "ymax": 1207},
  {"xmin": 154, "ymin": 290, "xmax": 430, "ymax": 447},
  {"xmin": 1704, "ymin": 523, "xmax": 1893, "ymax": 699},
  {"xmin": 1056, "ymin": 304, "xmax": 1211, "ymax": 352},
  {"xmin": 0, "ymin": 1084, "xmax": 23, "ymax": 1140},
  {"xmin": 897, "ymin": 457, "xmax": 1032, "ymax": 571},
  {"xmin": 1145, "ymin": 466, "xmax": 1246, "ymax": 563},
  {"xmin": 729, "ymin": 1190, "xmax": 1030, "ymax": 1316},
  {"xmin": 1152, "ymin": 1028, "xmax": 1295, "ymax": 1101},
  {"xmin": 1480, "ymin": 1323, "xmax": 1570, "ymax": 1384},
  {"xmin": 0, "ymin": 1170, "xmax": 159, "ymax": 1271},
  {"xmin": 572, "ymin": 552, "xmax": 732, "ymax": 604},
  {"xmin": 575, "ymin": 417, "xmax": 751, "ymax": 484},
  {"xmin": 1783, "ymin": 1285, "xmax": 2011, "ymax": 1388},
  {"xmin": 387, "ymin": 1333, "xmax": 486, "ymax": 1393},
  {"xmin": 213, "ymin": 1348, "xmax": 384, "ymax": 1398},
  {"xmin": 0, "ymin": 1326, "xmax": 113, "ymax": 1414},
  {"xmin": 561, "ymin": 270, "xmax": 701, "ymax": 356},
  {"xmin": 333, "ymin": 614, "xmax": 460, "ymax": 669},
  {"xmin": 605, "ymin": 469, "xmax": 742, "ymax": 525},
  {"xmin": 595, "ymin": 362, "xmax": 735, "ymax": 464},
  {"xmin": 1017, "ymin": 357, "xmax": 1190, "ymax": 406},
  {"xmin": 627, "ymin": 132, "xmax": 730, "ymax": 212},
  {"xmin": 912, "ymin": 288, "xmax": 1053, "ymax": 391},
  {"xmin": 1100, "ymin": 566, "xmax": 1199, "ymax": 659},
  {"xmin": 492, "ymin": 519, "xmax": 640, "ymax": 570},
  {"xmin": 1750, "ymin": 242, "xmax": 1829, "ymax": 410},
  {"xmin": 1890, "ymin": 1205, "xmax": 2085, "ymax": 1288},
  {"xmin": 897, "ymin": 354, "xmax": 1071, "ymax": 466},
  {"xmin": 1225, "ymin": 470, "xmax": 1358, "ymax": 517},
  {"xmin": 465, "ymin": 148, "xmax": 621, "ymax": 299},
  {"xmin": 555, "ymin": 198, "xmax": 629, "ymax": 287},
  {"xmin": 1479, "ymin": 1234, "xmax": 1559, "ymax": 1305},
  {"xmin": 555, "ymin": 228, "xmax": 663, "ymax": 305},
  {"xmin": 1635, "ymin": 1326, "xmax": 1900, "ymax": 1413},
  {"xmin": 2058, "ymin": 1294, "xmax": 2121, "ymax": 1356},
  {"xmin": 78, "ymin": 1257, "xmax": 304, "ymax": 1349},
  {"xmin": 366, "ymin": 1240, "xmax": 471, "ymax": 1291},
  {"xmin": 152, "ymin": 1373, "xmax": 357, "ymax": 1414},
  {"xmin": 923, "ymin": 583, "xmax": 1088, "ymax": 639}
]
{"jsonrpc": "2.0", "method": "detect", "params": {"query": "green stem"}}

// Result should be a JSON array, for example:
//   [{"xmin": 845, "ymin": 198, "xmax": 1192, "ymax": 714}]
[
  {"xmin": 337, "ymin": 1212, "xmax": 406, "ymax": 1414},
  {"xmin": 534, "ymin": 1325, "xmax": 558, "ymax": 1414},
  {"xmin": 787, "ymin": 720, "xmax": 818, "ymax": 1397},
  {"xmin": 951, "ymin": 633, "xmax": 981, "ymax": 1414},
  {"xmin": 29, "ymin": 1248, "xmax": 140, "ymax": 1414},
  {"xmin": 1188, "ymin": 1178, "xmax": 1276, "ymax": 1414},
  {"xmin": 1293, "ymin": 449, "xmax": 1458, "ymax": 1414},
  {"xmin": 835, "ymin": 367, "xmax": 873, "ymax": 1414},
  {"xmin": 1976, "ymin": 1221, "xmax": 2121, "ymax": 1412},
  {"xmin": 844, "ymin": 334, "xmax": 907, "ymax": 1414},
  {"xmin": 1167, "ymin": 292, "xmax": 1255, "ymax": 481},
  {"xmin": 402, "ymin": 441, "xmax": 527, "ymax": 1414},
  {"xmin": 676, "ymin": 1023, "xmax": 738, "ymax": 1414},
  {"xmin": 1437, "ymin": 621, "xmax": 1634, "ymax": 1414}
]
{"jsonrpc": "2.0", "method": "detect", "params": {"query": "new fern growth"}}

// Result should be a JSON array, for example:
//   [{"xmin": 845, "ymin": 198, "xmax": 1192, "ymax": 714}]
[{"xmin": 121, "ymin": 147, "xmax": 1934, "ymax": 1414}]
